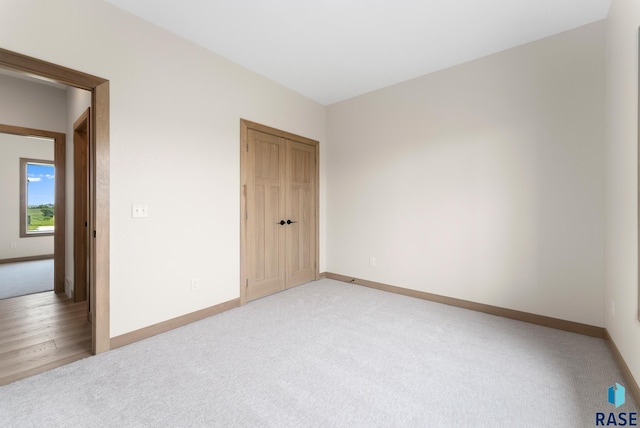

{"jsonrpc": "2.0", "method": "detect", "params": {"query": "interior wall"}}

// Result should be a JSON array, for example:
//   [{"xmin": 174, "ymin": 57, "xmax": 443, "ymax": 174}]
[
  {"xmin": 0, "ymin": 133, "xmax": 54, "ymax": 259},
  {"xmin": 65, "ymin": 87, "xmax": 92, "ymax": 297},
  {"xmin": 0, "ymin": 73, "xmax": 66, "ymax": 261},
  {"xmin": 327, "ymin": 22, "xmax": 606, "ymax": 327},
  {"xmin": 0, "ymin": 0, "xmax": 326, "ymax": 336},
  {"xmin": 604, "ymin": 0, "xmax": 640, "ymax": 388},
  {"xmin": 0, "ymin": 73, "xmax": 66, "ymax": 132}
]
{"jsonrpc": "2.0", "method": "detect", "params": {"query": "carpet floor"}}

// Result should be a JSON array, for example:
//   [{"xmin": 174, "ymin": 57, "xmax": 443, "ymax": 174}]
[
  {"xmin": 0, "ymin": 279, "xmax": 636, "ymax": 427},
  {"xmin": 0, "ymin": 259, "xmax": 54, "ymax": 299}
]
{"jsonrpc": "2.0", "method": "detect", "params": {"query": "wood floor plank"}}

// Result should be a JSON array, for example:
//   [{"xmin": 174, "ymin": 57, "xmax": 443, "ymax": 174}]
[
  {"xmin": 0, "ymin": 339, "xmax": 57, "ymax": 363},
  {"xmin": 0, "ymin": 322, "xmax": 90, "ymax": 355},
  {"xmin": 0, "ymin": 308, "xmax": 87, "ymax": 327},
  {"xmin": 54, "ymin": 330, "xmax": 92, "ymax": 349},
  {"xmin": 0, "ymin": 309, "xmax": 89, "ymax": 339},
  {"xmin": 0, "ymin": 296, "xmax": 85, "ymax": 313},
  {"xmin": 0, "ymin": 292, "xmax": 67, "ymax": 310},
  {"xmin": 0, "ymin": 302, "xmax": 86, "ymax": 321},
  {"xmin": 0, "ymin": 319, "xmax": 88, "ymax": 342},
  {"xmin": 0, "ymin": 339, "xmax": 91, "ymax": 379},
  {"xmin": 0, "ymin": 310, "xmax": 87, "ymax": 328}
]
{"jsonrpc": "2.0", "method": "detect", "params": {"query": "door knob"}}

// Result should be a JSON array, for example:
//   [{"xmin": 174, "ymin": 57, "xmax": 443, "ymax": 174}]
[
  {"xmin": 279, "ymin": 220, "xmax": 286, "ymax": 225},
  {"xmin": 287, "ymin": 219, "xmax": 297, "ymax": 225}
]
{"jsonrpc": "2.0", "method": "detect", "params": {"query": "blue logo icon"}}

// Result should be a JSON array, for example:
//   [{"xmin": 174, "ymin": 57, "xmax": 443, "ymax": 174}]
[{"xmin": 608, "ymin": 383, "xmax": 626, "ymax": 408}]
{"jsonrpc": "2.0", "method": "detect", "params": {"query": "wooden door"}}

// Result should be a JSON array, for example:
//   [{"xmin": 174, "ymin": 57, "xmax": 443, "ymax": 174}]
[
  {"xmin": 246, "ymin": 129, "xmax": 287, "ymax": 301},
  {"xmin": 242, "ymin": 121, "xmax": 318, "ymax": 303},
  {"xmin": 73, "ymin": 109, "xmax": 90, "ymax": 304},
  {"xmin": 285, "ymin": 140, "xmax": 316, "ymax": 288}
]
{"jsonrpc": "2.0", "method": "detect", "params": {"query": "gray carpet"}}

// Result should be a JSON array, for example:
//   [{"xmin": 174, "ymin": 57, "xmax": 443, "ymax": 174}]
[
  {"xmin": 0, "ymin": 259, "xmax": 54, "ymax": 299},
  {"xmin": 0, "ymin": 279, "xmax": 636, "ymax": 427}
]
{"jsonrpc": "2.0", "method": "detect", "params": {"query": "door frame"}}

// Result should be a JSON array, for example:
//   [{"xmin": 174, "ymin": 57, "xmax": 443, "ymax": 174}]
[
  {"xmin": 0, "ymin": 48, "xmax": 111, "ymax": 354},
  {"xmin": 73, "ymin": 108, "xmax": 90, "ymax": 303},
  {"xmin": 240, "ymin": 119, "xmax": 319, "ymax": 305},
  {"xmin": 0, "ymin": 124, "xmax": 65, "ymax": 293}
]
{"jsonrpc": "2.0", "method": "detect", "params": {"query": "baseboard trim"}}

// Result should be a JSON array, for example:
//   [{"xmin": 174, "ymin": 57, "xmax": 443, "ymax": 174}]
[
  {"xmin": 326, "ymin": 272, "xmax": 605, "ymax": 338},
  {"xmin": 0, "ymin": 254, "xmax": 54, "ymax": 264},
  {"xmin": 604, "ymin": 329, "xmax": 640, "ymax": 406},
  {"xmin": 110, "ymin": 298, "xmax": 241, "ymax": 349},
  {"xmin": 319, "ymin": 272, "xmax": 327, "ymax": 279}
]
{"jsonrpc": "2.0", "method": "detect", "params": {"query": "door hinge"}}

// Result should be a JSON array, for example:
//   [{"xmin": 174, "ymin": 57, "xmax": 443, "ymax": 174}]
[
  {"xmin": 246, "ymin": 142, "xmax": 249, "ymax": 151},
  {"xmin": 246, "ymin": 278, "xmax": 249, "ymax": 288},
  {"xmin": 93, "ymin": 230, "xmax": 97, "ymax": 238}
]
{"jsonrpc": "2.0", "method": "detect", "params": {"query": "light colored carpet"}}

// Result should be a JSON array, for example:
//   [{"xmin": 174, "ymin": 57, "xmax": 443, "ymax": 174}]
[
  {"xmin": 0, "ymin": 259, "xmax": 54, "ymax": 299},
  {"xmin": 0, "ymin": 279, "xmax": 636, "ymax": 427}
]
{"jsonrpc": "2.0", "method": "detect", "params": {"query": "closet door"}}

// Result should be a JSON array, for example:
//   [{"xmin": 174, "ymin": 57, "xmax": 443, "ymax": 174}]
[
  {"xmin": 285, "ymin": 139, "xmax": 316, "ymax": 288},
  {"xmin": 246, "ymin": 129, "xmax": 286, "ymax": 301},
  {"xmin": 243, "ymin": 122, "xmax": 318, "ymax": 303}
]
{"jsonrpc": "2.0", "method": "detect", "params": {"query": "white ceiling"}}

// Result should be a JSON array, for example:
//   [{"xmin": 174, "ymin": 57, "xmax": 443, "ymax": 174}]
[{"xmin": 107, "ymin": 0, "xmax": 611, "ymax": 105}]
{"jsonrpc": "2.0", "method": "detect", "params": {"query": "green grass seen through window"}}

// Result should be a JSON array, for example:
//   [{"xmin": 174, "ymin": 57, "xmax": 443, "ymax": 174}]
[{"xmin": 27, "ymin": 205, "xmax": 55, "ymax": 231}]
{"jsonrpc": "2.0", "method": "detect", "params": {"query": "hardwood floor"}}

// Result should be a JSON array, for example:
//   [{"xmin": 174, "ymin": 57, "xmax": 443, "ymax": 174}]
[{"xmin": 0, "ymin": 291, "xmax": 92, "ymax": 386}]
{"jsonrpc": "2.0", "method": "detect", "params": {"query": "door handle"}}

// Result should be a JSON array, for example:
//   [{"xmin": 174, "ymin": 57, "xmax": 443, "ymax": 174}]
[
  {"xmin": 287, "ymin": 219, "xmax": 297, "ymax": 225},
  {"xmin": 278, "ymin": 220, "xmax": 286, "ymax": 225}
]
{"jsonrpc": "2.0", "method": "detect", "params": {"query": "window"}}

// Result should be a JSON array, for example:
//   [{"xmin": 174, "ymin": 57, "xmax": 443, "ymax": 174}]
[{"xmin": 20, "ymin": 158, "xmax": 55, "ymax": 237}]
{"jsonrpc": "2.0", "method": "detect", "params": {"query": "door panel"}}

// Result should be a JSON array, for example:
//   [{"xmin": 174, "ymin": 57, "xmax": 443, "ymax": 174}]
[
  {"xmin": 246, "ymin": 130, "xmax": 286, "ymax": 301},
  {"xmin": 286, "ymin": 140, "xmax": 316, "ymax": 288},
  {"xmin": 74, "ymin": 109, "xmax": 90, "ymax": 303}
]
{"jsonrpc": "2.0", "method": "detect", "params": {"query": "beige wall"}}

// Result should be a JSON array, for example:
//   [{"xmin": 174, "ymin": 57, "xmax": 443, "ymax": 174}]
[
  {"xmin": 0, "ymin": 73, "xmax": 66, "ymax": 132},
  {"xmin": 0, "ymin": 133, "xmax": 55, "ymax": 259},
  {"xmin": 0, "ymin": 0, "xmax": 326, "ymax": 336},
  {"xmin": 604, "ymin": 0, "xmax": 640, "ymax": 389},
  {"xmin": 327, "ymin": 22, "xmax": 606, "ymax": 327},
  {"xmin": 0, "ymin": 73, "xmax": 66, "ymax": 260}
]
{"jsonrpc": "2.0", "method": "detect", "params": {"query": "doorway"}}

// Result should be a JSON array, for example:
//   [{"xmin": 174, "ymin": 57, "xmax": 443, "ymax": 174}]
[
  {"xmin": 0, "ymin": 47, "xmax": 110, "ymax": 354},
  {"xmin": 240, "ymin": 119, "xmax": 319, "ymax": 304},
  {"xmin": 0, "ymin": 128, "xmax": 63, "ymax": 299},
  {"xmin": 0, "ymin": 125, "xmax": 65, "ymax": 295}
]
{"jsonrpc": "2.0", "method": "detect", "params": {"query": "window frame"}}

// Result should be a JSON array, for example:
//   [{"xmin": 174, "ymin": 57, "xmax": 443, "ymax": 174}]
[{"xmin": 20, "ymin": 157, "xmax": 55, "ymax": 238}]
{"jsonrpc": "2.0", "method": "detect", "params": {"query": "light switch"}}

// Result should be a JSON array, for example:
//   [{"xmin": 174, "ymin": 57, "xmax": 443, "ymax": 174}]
[{"xmin": 132, "ymin": 204, "xmax": 149, "ymax": 218}]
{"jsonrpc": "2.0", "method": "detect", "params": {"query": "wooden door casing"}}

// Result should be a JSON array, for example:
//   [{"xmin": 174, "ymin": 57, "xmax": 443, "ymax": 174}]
[{"xmin": 0, "ymin": 47, "xmax": 111, "ymax": 354}]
